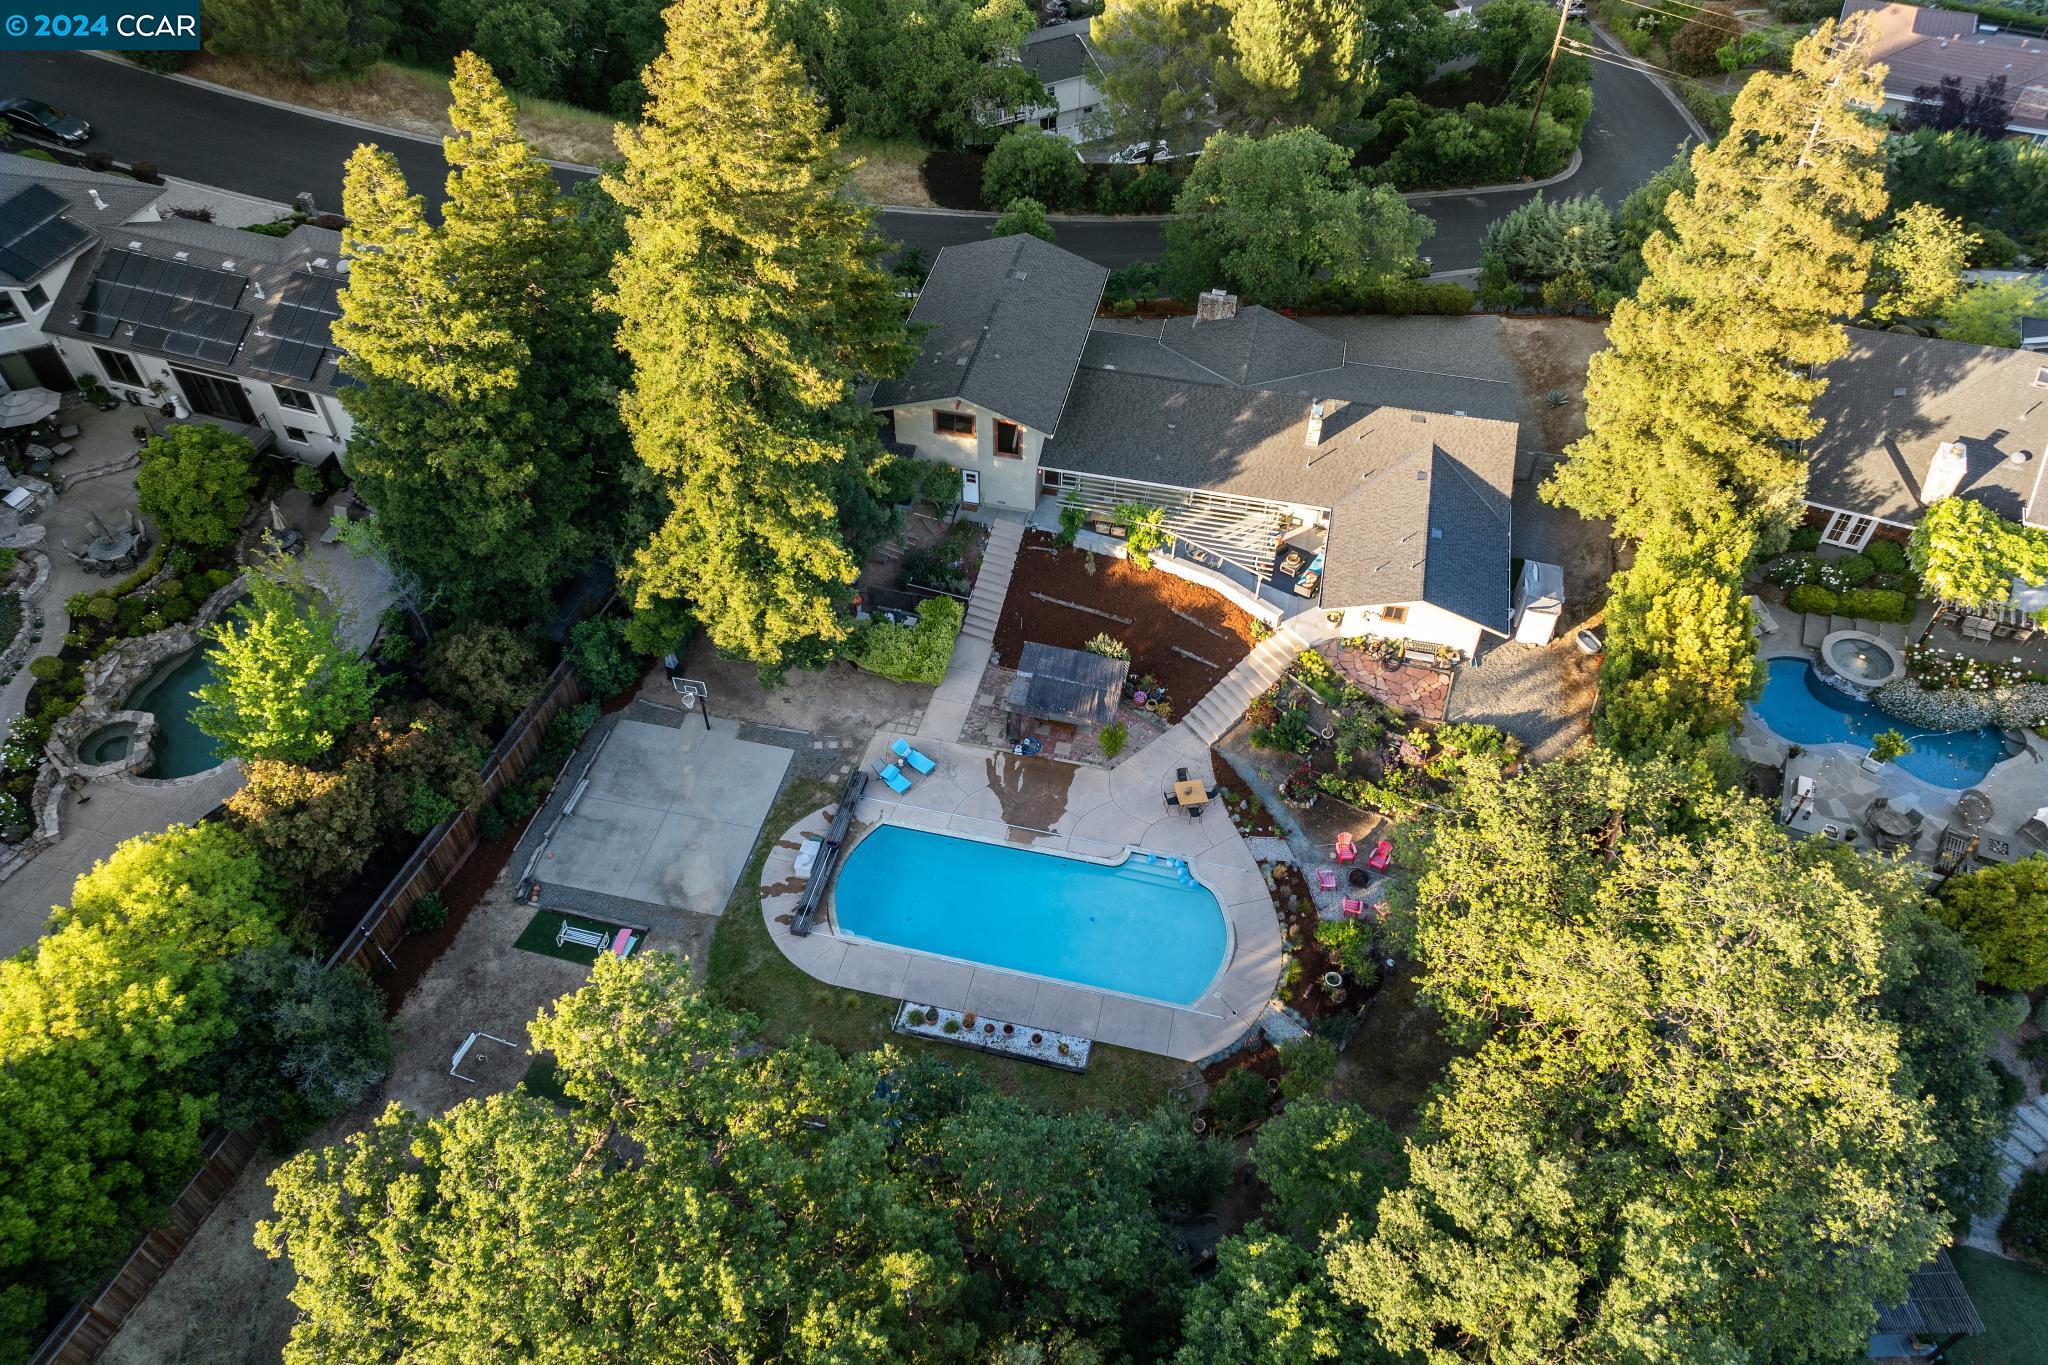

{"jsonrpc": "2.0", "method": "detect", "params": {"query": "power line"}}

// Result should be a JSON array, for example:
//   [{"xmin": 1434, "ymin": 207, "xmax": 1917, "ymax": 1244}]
[
  {"xmin": 1559, "ymin": 36, "xmax": 1719, "ymax": 87},
  {"xmin": 1601, "ymin": 0, "xmax": 1773, "ymax": 32}
]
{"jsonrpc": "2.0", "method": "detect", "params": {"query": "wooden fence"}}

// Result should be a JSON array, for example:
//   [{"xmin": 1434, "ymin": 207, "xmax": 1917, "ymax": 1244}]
[{"xmin": 31, "ymin": 659, "xmax": 588, "ymax": 1365}]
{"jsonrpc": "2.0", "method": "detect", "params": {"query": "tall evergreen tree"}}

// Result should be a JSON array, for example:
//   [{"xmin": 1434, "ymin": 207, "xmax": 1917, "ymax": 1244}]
[
  {"xmin": 334, "ymin": 53, "xmax": 623, "ymax": 619},
  {"xmin": 1218, "ymin": 0, "xmax": 1377, "ymax": 140},
  {"xmin": 605, "ymin": 0, "xmax": 914, "ymax": 671},
  {"xmin": 1091, "ymin": 0, "xmax": 1230, "ymax": 160},
  {"xmin": 1544, "ymin": 20, "xmax": 1887, "ymax": 543}
]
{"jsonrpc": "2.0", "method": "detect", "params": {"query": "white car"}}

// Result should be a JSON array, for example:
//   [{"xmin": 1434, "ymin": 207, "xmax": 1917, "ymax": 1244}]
[{"xmin": 1108, "ymin": 141, "xmax": 1181, "ymax": 166}]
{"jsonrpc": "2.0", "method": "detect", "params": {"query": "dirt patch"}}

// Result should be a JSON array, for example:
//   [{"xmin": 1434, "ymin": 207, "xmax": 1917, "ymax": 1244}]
[
  {"xmin": 842, "ymin": 138, "xmax": 935, "ymax": 208},
  {"xmin": 642, "ymin": 630, "xmax": 930, "ymax": 746},
  {"xmin": 995, "ymin": 532, "xmax": 1256, "ymax": 712},
  {"xmin": 1498, "ymin": 316, "xmax": 1608, "ymax": 456},
  {"xmin": 1328, "ymin": 961, "xmax": 1461, "ymax": 1138},
  {"xmin": 181, "ymin": 55, "xmax": 618, "ymax": 167}
]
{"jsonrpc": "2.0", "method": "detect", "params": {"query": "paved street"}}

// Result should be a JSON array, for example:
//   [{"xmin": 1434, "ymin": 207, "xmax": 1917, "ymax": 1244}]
[{"xmin": 0, "ymin": 40, "xmax": 1692, "ymax": 270}]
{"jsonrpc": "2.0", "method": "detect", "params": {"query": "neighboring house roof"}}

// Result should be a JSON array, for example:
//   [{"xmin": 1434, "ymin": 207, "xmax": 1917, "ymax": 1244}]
[
  {"xmin": 869, "ymin": 234, "xmax": 1107, "ymax": 435},
  {"xmin": 1804, "ymin": 328, "xmax": 2048, "ymax": 526},
  {"xmin": 46, "ymin": 217, "xmax": 349, "ymax": 393},
  {"xmin": 1842, "ymin": 0, "xmax": 2048, "ymax": 132},
  {"xmin": 1019, "ymin": 18, "xmax": 1101, "ymax": 85}
]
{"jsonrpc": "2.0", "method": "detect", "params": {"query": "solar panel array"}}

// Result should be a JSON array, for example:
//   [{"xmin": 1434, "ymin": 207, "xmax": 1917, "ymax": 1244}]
[
  {"xmin": 75, "ymin": 249, "xmax": 250, "ymax": 368},
  {"xmin": 0, "ymin": 185, "xmax": 90, "ymax": 284},
  {"xmin": 245, "ymin": 272, "xmax": 341, "ymax": 382}
]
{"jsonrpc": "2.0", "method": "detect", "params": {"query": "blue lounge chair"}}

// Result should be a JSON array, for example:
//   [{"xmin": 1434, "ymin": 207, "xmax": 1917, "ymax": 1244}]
[
  {"xmin": 876, "ymin": 762, "xmax": 913, "ymax": 795},
  {"xmin": 891, "ymin": 738, "xmax": 936, "ymax": 775}
]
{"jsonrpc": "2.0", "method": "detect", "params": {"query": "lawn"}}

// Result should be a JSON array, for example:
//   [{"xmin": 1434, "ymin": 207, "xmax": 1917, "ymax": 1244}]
[
  {"xmin": 705, "ymin": 774, "xmax": 1198, "ymax": 1114},
  {"xmin": 839, "ymin": 137, "xmax": 933, "ymax": 208},
  {"xmin": 1326, "ymin": 962, "xmax": 1462, "ymax": 1137},
  {"xmin": 1949, "ymin": 1248, "xmax": 2048, "ymax": 1365}
]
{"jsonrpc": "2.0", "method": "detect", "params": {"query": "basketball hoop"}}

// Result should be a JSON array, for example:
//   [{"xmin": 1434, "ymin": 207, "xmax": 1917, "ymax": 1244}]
[{"xmin": 677, "ymin": 689, "xmax": 696, "ymax": 711}]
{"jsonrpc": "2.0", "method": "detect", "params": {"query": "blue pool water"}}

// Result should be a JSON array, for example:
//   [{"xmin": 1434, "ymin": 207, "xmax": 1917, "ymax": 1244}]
[
  {"xmin": 1749, "ymin": 657, "xmax": 2013, "ymax": 789},
  {"xmin": 834, "ymin": 825, "xmax": 1228, "ymax": 1005},
  {"xmin": 129, "ymin": 648, "xmax": 224, "ymax": 778}
]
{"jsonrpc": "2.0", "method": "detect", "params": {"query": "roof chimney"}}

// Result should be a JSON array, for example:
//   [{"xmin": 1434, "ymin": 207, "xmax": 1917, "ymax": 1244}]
[
  {"xmin": 1923, "ymin": 439, "xmax": 1970, "ymax": 503},
  {"xmin": 1305, "ymin": 399, "xmax": 1325, "ymax": 448},
  {"xmin": 1196, "ymin": 289, "xmax": 1237, "ymax": 323}
]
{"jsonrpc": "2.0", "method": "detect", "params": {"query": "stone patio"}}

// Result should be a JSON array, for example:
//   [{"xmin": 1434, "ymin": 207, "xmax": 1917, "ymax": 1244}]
[
  {"xmin": 1313, "ymin": 641, "xmax": 1452, "ymax": 720},
  {"xmin": 759, "ymin": 721, "xmax": 1284, "ymax": 1062}
]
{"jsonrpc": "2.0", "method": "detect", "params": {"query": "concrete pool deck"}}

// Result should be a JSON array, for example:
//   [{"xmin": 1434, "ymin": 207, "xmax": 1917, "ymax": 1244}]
[{"xmin": 760, "ymin": 726, "xmax": 1284, "ymax": 1061}]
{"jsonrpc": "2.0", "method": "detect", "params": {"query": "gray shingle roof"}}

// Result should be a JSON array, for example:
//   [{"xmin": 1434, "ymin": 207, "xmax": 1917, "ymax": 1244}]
[
  {"xmin": 1155, "ymin": 307, "xmax": 1345, "ymax": 386},
  {"xmin": 1044, "ymin": 370, "xmax": 1516, "ymax": 627},
  {"xmin": 0, "ymin": 152, "xmax": 163, "ymax": 285},
  {"xmin": 1019, "ymin": 19, "xmax": 1099, "ymax": 85},
  {"xmin": 1805, "ymin": 328, "xmax": 2048, "ymax": 527},
  {"xmin": 870, "ymin": 234, "xmax": 1107, "ymax": 435},
  {"xmin": 45, "ymin": 220, "xmax": 349, "ymax": 393},
  {"xmin": 1845, "ymin": 0, "xmax": 2048, "ymax": 133}
]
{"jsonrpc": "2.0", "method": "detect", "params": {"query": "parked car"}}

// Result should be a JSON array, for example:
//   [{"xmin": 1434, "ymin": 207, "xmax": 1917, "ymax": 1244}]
[
  {"xmin": 0, "ymin": 98, "xmax": 91, "ymax": 146},
  {"xmin": 1108, "ymin": 141, "xmax": 1181, "ymax": 166}
]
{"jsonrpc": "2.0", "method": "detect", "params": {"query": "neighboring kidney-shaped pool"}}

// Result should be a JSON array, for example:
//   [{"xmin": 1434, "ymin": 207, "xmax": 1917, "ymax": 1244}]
[{"xmin": 833, "ymin": 825, "xmax": 1228, "ymax": 1005}]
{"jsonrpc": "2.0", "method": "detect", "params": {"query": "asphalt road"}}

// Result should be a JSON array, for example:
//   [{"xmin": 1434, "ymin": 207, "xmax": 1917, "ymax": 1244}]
[{"xmin": 0, "ymin": 45, "xmax": 1694, "ymax": 271}]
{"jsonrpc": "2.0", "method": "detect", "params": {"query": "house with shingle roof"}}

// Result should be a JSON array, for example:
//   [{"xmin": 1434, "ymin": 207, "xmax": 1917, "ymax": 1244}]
[
  {"xmin": 994, "ymin": 18, "xmax": 1107, "ymax": 144},
  {"xmin": 1842, "ymin": 0, "xmax": 2048, "ymax": 140},
  {"xmin": 873, "ymin": 235, "xmax": 1520, "ymax": 656},
  {"xmin": 0, "ymin": 151, "xmax": 349, "ymax": 465},
  {"xmin": 1801, "ymin": 328, "xmax": 2048, "ymax": 549}
]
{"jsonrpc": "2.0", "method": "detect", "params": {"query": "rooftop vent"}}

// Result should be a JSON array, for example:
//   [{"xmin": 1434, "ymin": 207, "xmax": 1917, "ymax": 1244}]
[
  {"xmin": 1008, "ymin": 269, "xmax": 1027, "ymax": 282},
  {"xmin": 173, "ymin": 250, "xmax": 189, "ymax": 261},
  {"xmin": 87, "ymin": 189, "xmax": 106, "ymax": 212},
  {"xmin": 1409, "ymin": 413, "xmax": 1427, "ymax": 423},
  {"xmin": 1415, "ymin": 470, "xmax": 1427, "ymax": 481},
  {"xmin": 312, "ymin": 257, "xmax": 328, "ymax": 267},
  {"xmin": 221, "ymin": 260, "xmax": 236, "ymax": 271},
  {"xmin": 2013, "ymin": 449, "xmax": 2034, "ymax": 464},
  {"xmin": 1429, "ymin": 527, "xmax": 1443, "ymax": 539},
  {"xmin": 126, "ymin": 240, "xmax": 141, "ymax": 250},
  {"xmin": 1893, "ymin": 386, "xmax": 1909, "ymax": 397},
  {"xmin": 1305, "ymin": 399, "xmax": 1325, "ymax": 448}
]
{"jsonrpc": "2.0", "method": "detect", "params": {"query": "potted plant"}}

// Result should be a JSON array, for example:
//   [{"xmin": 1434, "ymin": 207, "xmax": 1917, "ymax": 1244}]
[
  {"xmin": 983, "ymin": 1022, "xmax": 995, "ymax": 1034},
  {"xmin": 1056, "ymin": 1041, "xmax": 1071, "ymax": 1056},
  {"xmin": 1029, "ymin": 1032, "xmax": 1043, "ymax": 1045},
  {"xmin": 1002, "ymin": 1023, "xmax": 1014, "ymax": 1035},
  {"xmin": 961, "ymin": 1012, "xmax": 977, "ymax": 1030},
  {"xmin": 942, "ymin": 1018, "xmax": 960, "ymax": 1034}
]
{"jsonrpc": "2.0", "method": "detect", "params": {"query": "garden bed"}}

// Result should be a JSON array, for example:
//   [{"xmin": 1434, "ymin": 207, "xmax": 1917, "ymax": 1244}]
[
  {"xmin": 895, "ymin": 1002, "xmax": 1091, "ymax": 1071},
  {"xmin": 994, "ymin": 531, "xmax": 1256, "ymax": 711},
  {"xmin": 1209, "ymin": 748, "xmax": 1284, "ymax": 837},
  {"xmin": 1270, "ymin": 862, "xmax": 1380, "ymax": 1026}
]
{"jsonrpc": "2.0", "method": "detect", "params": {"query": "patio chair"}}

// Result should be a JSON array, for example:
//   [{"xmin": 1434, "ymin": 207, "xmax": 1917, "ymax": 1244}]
[
  {"xmin": 876, "ymin": 761, "xmax": 913, "ymax": 795},
  {"xmin": 1186, "ymin": 801, "xmax": 1205, "ymax": 819},
  {"xmin": 1366, "ymin": 839, "xmax": 1393, "ymax": 872},
  {"xmin": 56, "ymin": 424, "xmax": 78, "ymax": 441},
  {"xmin": 1316, "ymin": 868, "xmax": 1337, "ymax": 891},
  {"xmin": 1335, "ymin": 831, "xmax": 1356, "ymax": 863},
  {"xmin": 890, "ymin": 737, "xmax": 936, "ymax": 775},
  {"xmin": 1341, "ymin": 897, "xmax": 1365, "ymax": 918}
]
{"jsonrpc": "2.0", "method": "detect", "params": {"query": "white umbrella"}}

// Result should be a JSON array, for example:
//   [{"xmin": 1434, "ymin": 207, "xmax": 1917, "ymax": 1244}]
[{"xmin": 0, "ymin": 388, "xmax": 59, "ymax": 429}]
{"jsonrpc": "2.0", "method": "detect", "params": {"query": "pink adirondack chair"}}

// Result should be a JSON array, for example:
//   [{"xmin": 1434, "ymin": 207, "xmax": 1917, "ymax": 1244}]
[
  {"xmin": 1316, "ymin": 867, "xmax": 1337, "ymax": 891},
  {"xmin": 1366, "ymin": 839, "xmax": 1393, "ymax": 872},
  {"xmin": 1341, "ymin": 897, "xmax": 1365, "ymax": 918},
  {"xmin": 1335, "ymin": 832, "xmax": 1356, "ymax": 864}
]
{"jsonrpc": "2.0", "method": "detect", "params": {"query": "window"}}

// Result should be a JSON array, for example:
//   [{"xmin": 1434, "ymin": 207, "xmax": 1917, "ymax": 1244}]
[
  {"xmin": 934, "ymin": 410, "xmax": 975, "ymax": 437},
  {"xmin": 994, "ymin": 420, "xmax": 1023, "ymax": 457},
  {"xmin": 283, "ymin": 426, "xmax": 309, "ymax": 445},
  {"xmin": 273, "ymin": 385, "xmax": 316, "ymax": 413},
  {"xmin": 94, "ymin": 347, "xmax": 142, "ymax": 387},
  {"xmin": 1039, "ymin": 115, "xmax": 1057, "ymax": 130},
  {"xmin": 0, "ymin": 294, "xmax": 19, "ymax": 325},
  {"xmin": 1379, "ymin": 606, "xmax": 1408, "ymax": 624},
  {"xmin": 21, "ymin": 284, "xmax": 46, "ymax": 311}
]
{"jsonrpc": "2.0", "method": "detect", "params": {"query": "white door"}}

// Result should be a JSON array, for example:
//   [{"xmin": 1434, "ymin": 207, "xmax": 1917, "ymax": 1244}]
[{"xmin": 1820, "ymin": 511, "xmax": 1874, "ymax": 549}]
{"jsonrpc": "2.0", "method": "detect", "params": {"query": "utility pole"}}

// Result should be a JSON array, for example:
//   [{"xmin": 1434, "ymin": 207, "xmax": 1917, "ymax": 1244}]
[{"xmin": 1518, "ymin": 0, "xmax": 1576, "ymax": 180}]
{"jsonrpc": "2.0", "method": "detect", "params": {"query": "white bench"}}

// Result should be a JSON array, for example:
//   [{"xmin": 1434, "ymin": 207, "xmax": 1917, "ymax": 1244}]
[{"xmin": 555, "ymin": 920, "xmax": 608, "ymax": 950}]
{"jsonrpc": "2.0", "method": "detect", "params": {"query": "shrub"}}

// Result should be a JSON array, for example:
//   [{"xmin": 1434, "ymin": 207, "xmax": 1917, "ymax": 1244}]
[
  {"xmin": 982, "ymin": 127, "xmax": 1085, "ymax": 211},
  {"xmin": 136, "ymin": 424, "xmax": 257, "ymax": 550},
  {"xmin": 567, "ymin": 615, "xmax": 643, "ymax": 698},
  {"xmin": 845, "ymin": 596, "xmax": 963, "ymax": 685},
  {"xmin": 292, "ymin": 463, "xmax": 326, "ymax": 496},
  {"xmin": 1121, "ymin": 167, "xmax": 1179, "ymax": 214},
  {"xmin": 1099, "ymin": 721, "xmax": 1128, "ymax": 759},
  {"xmin": 477, "ymin": 802, "xmax": 510, "ymax": 843},
  {"xmin": 401, "ymin": 782, "xmax": 459, "ymax": 835},
  {"xmin": 408, "ymin": 892, "xmax": 449, "ymax": 935},
  {"xmin": 1113, "ymin": 500, "xmax": 1169, "ymax": 569},
  {"xmin": 1932, "ymin": 858, "xmax": 2048, "ymax": 990},
  {"xmin": 1785, "ymin": 584, "xmax": 1839, "ymax": 615},
  {"xmin": 1105, "ymin": 260, "xmax": 1164, "ymax": 301},
  {"xmin": 1835, "ymin": 587, "xmax": 1910, "ymax": 622},
  {"xmin": 1277, "ymin": 1036, "xmax": 1339, "ymax": 1100},
  {"xmin": 2006, "ymin": 1169, "xmax": 2048, "ymax": 1260},
  {"xmin": 425, "ymin": 624, "xmax": 546, "ymax": 733},
  {"xmin": 1832, "ymin": 552, "xmax": 1877, "ymax": 586},
  {"xmin": 1208, "ymin": 1066, "xmax": 1272, "ymax": 1130},
  {"xmin": 26, "ymin": 656, "xmax": 67, "ymax": 683},
  {"xmin": 1990, "ymin": 1058, "xmax": 2026, "ymax": 1110},
  {"xmin": 1084, "ymin": 632, "xmax": 1130, "ymax": 661},
  {"xmin": 1788, "ymin": 526, "xmax": 1823, "ymax": 551},
  {"xmin": 228, "ymin": 758, "xmax": 383, "ymax": 891},
  {"xmin": 990, "ymin": 196, "xmax": 1055, "ymax": 243},
  {"xmin": 1057, "ymin": 492, "xmax": 1086, "ymax": 546},
  {"xmin": 1864, "ymin": 538, "xmax": 1907, "ymax": 575}
]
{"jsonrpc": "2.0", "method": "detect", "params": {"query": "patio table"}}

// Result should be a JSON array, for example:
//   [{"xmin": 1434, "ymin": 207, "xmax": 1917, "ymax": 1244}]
[
  {"xmin": 83, "ymin": 529, "xmax": 137, "ymax": 569},
  {"xmin": 1866, "ymin": 805, "xmax": 1917, "ymax": 841},
  {"xmin": 1172, "ymin": 779, "xmax": 1208, "ymax": 807}
]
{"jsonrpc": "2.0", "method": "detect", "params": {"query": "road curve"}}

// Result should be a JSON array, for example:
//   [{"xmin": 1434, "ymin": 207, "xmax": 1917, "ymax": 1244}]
[{"xmin": 1, "ymin": 46, "xmax": 1693, "ymax": 271}]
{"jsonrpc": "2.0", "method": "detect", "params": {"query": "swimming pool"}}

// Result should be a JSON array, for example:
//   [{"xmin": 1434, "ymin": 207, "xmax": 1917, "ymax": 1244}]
[
  {"xmin": 1748, "ymin": 657, "xmax": 2014, "ymax": 789},
  {"xmin": 128, "ymin": 648, "xmax": 225, "ymax": 778},
  {"xmin": 833, "ymin": 825, "xmax": 1228, "ymax": 1006}
]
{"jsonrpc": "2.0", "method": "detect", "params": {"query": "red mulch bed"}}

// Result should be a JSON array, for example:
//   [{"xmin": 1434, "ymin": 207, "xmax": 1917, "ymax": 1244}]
[
  {"xmin": 995, "ymin": 531, "xmax": 1256, "ymax": 712},
  {"xmin": 372, "ymin": 804, "xmax": 540, "ymax": 1013},
  {"xmin": 1209, "ymin": 748, "xmax": 1284, "ymax": 837}
]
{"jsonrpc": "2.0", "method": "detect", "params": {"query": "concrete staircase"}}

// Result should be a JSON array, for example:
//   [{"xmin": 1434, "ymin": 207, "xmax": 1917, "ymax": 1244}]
[
  {"xmin": 1966, "ymin": 1092, "xmax": 2048, "ymax": 1252},
  {"xmin": 1182, "ymin": 623, "xmax": 1310, "ymax": 746},
  {"xmin": 1797, "ymin": 612, "xmax": 1911, "ymax": 650},
  {"xmin": 960, "ymin": 520, "xmax": 1022, "ymax": 650}
]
